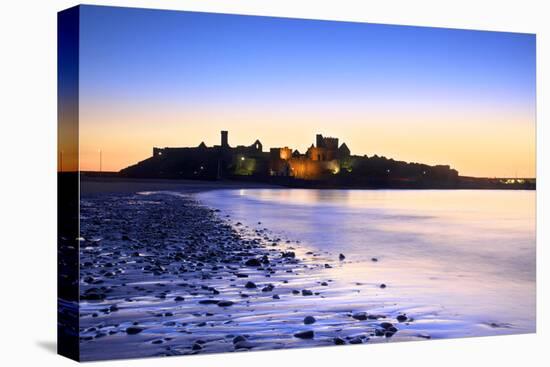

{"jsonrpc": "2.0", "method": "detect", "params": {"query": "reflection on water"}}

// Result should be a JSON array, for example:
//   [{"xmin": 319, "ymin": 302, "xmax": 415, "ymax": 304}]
[{"xmin": 198, "ymin": 189, "xmax": 536, "ymax": 338}]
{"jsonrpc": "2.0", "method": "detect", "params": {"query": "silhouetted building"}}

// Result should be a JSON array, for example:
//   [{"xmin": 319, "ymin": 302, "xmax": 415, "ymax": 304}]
[{"xmin": 121, "ymin": 130, "xmax": 459, "ymax": 185}]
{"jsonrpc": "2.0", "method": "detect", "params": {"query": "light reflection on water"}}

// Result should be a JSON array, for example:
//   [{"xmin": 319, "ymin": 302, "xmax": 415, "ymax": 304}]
[{"xmin": 198, "ymin": 189, "xmax": 536, "ymax": 337}]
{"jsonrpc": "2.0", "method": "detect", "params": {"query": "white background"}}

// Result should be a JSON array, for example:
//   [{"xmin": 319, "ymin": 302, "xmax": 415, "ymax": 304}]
[{"xmin": 0, "ymin": 0, "xmax": 547, "ymax": 366}]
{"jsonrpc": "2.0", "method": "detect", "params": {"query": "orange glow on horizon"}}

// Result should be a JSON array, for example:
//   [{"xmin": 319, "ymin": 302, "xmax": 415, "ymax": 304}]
[{"xmin": 77, "ymin": 103, "xmax": 536, "ymax": 178}]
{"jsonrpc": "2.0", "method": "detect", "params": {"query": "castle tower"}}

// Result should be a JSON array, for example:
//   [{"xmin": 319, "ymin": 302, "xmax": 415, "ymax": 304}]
[
  {"xmin": 316, "ymin": 134, "xmax": 324, "ymax": 148},
  {"xmin": 221, "ymin": 130, "xmax": 229, "ymax": 148}
]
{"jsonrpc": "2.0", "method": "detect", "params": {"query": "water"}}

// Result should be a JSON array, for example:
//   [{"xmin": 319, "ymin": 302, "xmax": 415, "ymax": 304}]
[{"xmin": 197, "ymin": 189, "xmax": 536, "ymax": 339}]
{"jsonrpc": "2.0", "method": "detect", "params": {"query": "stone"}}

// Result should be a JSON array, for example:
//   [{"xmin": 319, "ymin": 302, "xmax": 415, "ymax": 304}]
[
  {"xmin": 339, "ymin": 253, "xmax": 346, "ymax": 261},
  {"xmin": 232, "ymin": 335, "xmax": 247, "ymax": 344},
  {"xmin": 333, "ymin": 337, "xmax": 346, "ymax": 345},
  {"xmin": 262, "ymin": 284, "xmax": 275, "ymax": 292},
  {"xmin": 281, "ymin": 251, "xmax": 296, "ymax": 258},
  {"xmin": 349, "ymin": 337, "xmax": 363, "ymax": 344},
  {"xmin": 126, "ymin": 326, "xmax": 144, "ymax": 335},
  {"xmin": 217, "ymin": 301, "xmax": 234, "ymax": 307},
  {"xmin": 245, "ymin": 281, "xmax": 257, "ymax": 289},
  {"xmin": 301, "ymin": 289, "xmax": 313, "ymax": 296},
  {"xmin": 396, "ymin": 314, "xmax": 408, "ymax": 322},
  {"xmin": 245, "ymin": 258, "xmax": 262, "ymax": 267},
  {"xmin": 198, "ymin": 299, "xmax": 220, "ymax": 305},
  {"xmin": 304, "ymin": 316, "xmax": 316, "ymax": 325},
  {"xmin": 352, "ymin": 312, "xmax": 368, "ymax": 321},
  {"xmin": 294, "ymin": 330, "xmax": 314, "ymax": 339},
  {"xmin": 379, "ymin": 284, "xmax": 387, "ymax": 289}
]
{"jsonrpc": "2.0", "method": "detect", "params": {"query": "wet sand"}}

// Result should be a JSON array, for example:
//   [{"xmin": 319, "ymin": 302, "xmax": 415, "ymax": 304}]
[
  {"xmin": 77, "ymin": 188, "xmax": 420, "ymax": 361},
  {"xmin": 80, "ymin": 176, "xmax": 278, "ymax": 195}
]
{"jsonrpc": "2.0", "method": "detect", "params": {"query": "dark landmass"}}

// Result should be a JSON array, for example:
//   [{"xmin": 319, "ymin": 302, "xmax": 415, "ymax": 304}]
[{"xmin": 114, "ymin": 131, "xmax": 535, "ymax": 190}]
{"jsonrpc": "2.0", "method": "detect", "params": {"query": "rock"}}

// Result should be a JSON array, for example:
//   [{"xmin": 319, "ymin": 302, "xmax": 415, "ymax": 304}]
[
  {"xmin": 192, "ymin": 343, "xmax": 202, "ymax": 351},
  {"xmin": 232, "ymin": 335, "xmax": 247, "ymax": 344},
  {"xmin": 245, "ymin": 281, "xmax": 257, "ymax": 289},
  {"xmin": 245, "ymin": 258, "xmax": 262, "ymax": 267},
  {"xmin": 198, "ymin": 299, "xmax": 220, "ymax": 305},
  {"xmin": 303, "ymin": 316, "xmax": 316, "ymax": 325},
  {"xmin": 379, "ymin": 284, "xmax": 387, "ymax": 289},
  {"xmin": 294, "ymin": 330, "xmax": 314, "ymax": 339},
  {"xmin": 292, "ymin": 290, "xmax": 300, "ymax": 295},
  {"xmin": 396, "ymin": 314, "xmax": 408, "ymax": 322},
  {"xmin": 352, "ymin": 312, "xmax": 368, "ymax": 321},
  {"xmin": 126, "ymin": 326, "xmax": 144, "ymax": 335},
  {"xmin": 272, "ymin": 294, "xmax": 280, "ymax": 299},
  {"xmin": 281, "ymin": 251, "xmax": 296, "ymax": 258},
  {"xmin": 321, "ymin": 282, "xmax": 328, "ymax": 286},
  {"xmin": 301, "ymin": 289, "xmax": 313, "ymax": 296},
  {"xmin": 217, "ymin": 301, "xmax": 234, "ymax": 307},
  {"xmin": 333, "ymin": 337, "xmax": 346, "ymax": 345},
  {"xmin": 324, "ymin": 264, "xmax": 332, "ymax": 268},
  {"xmin": 371, "ymin": 257, "xmax": 378, "ymax": 262},
  {"xmin": 379, "ymin": 322, "xmax": 394, "ymax": 330},
  {"xmin": 174, "ymin": 296, "xmax": 185, "ymax": 302},
  {"xmin": 349, "ymin": 337, "xmax": 363, "ymax": 344},
  {"xmin": 339, "ymin": 253, "xmax": 346, "ymax": 261},
  {"xmin": 262, "ymin": 284, "xmax": 275, "ymax": 292}
]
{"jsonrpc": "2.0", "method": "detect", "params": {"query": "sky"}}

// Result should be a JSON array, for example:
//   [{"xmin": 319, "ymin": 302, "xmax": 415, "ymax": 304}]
[{"xmin": 71, "ymin": 5, "xmax": 536, "ymax": 177}]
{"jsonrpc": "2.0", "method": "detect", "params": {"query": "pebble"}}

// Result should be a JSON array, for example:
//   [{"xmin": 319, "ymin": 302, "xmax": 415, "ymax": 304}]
[
  {"xmin": 217, "ymin": 301, "xmax": 235, "ymax": 307},
  {"xmin": 303, "ymin": 316, "xmax": 316, "ymax": 325},
  {"xmin": 339, "ymin": 253, "xmax": 346, "ymax": 261},
  {"xmin": 352, "ymin": 312, "xmax": 368, "ymax": 321},
  {"xmin": 245, "ymin": 281, "xmax": 257, "ymax": 289},
  {"xmin": 125, "ymin": 326, "xmax": 144, "ymax": 335},
  {"xmin": 396, "ymin": 314, "xmax": 408, "ymax": 322},
  {"xmin": 301, "ymin": 289, "xmax": 313, "ymax": 296},
  {"xmin": 294, "ymin": 330, "xmax": 314, "ymax": 339},
  {"xmin": 333, "ymin": 337, "xmax": 346, "ymax": 345},
  {"xmin": 245, "ymin": 258, "xmax": 262, "ymax": 267}
]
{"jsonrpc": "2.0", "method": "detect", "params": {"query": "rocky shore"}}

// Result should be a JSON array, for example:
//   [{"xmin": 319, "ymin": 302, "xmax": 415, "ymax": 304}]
[{"xmin": 78, "ymin": 191, "xmax": 420, "ymax": 361}]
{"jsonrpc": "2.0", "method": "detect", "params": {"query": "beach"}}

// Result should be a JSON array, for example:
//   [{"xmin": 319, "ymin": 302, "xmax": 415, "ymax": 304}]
[{"xmin": 76, "ymin": 177, "xmax": 535, "ymax": 361}]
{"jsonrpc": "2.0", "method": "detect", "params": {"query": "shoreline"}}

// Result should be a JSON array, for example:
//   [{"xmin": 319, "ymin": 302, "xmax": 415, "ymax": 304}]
[
  {"xmin": 77, "ymin": 190, "xmax": 420, "ymax": 361},
  {"xmin": 80, "ymin": 176, "xmax": 279, "ymax": 195},
  {"xmin": 79, "ymin": 175, "xmax": 535, "ymax": 195}
]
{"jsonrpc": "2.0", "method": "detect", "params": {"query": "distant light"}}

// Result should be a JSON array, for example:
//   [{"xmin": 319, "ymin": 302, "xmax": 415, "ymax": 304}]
[
  {"xmin": 423, "ymin": 171, "xmax": 426, "ymax": 175},
  {"xmin": 386, "ymin": 169, "xmax": 390, "ymax": 173},
  {"xmin": 158, "ymin": 151, "xmax": 162, "ymax": 156},
  {"xmin": 241, "ymin": 157, "xmax": 245, "ymax": 161}
]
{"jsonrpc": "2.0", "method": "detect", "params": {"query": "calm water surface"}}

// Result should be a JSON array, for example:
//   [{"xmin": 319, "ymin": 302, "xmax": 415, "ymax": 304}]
[{"xmin": 198, "ymin": 189, "xmax": 536, "ymax": 338}]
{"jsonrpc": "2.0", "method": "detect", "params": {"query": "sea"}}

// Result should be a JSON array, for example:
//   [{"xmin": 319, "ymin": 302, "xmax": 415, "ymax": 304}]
[{"xmin": 197, "ymin": 189, "xmax": 536, "ymax": 339}]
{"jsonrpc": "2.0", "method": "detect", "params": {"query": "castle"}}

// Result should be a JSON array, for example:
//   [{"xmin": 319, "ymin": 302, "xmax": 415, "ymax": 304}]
[
  {"xmin": 120, "ymin": 130, "xmax": 460, "ymax": 186},
  {"xmin": 121, "ymin": 131, "xmax": 353, "ymax": 180}
]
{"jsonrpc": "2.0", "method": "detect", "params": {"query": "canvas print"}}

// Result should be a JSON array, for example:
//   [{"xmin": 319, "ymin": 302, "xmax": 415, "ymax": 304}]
[{"xmin": 57, "ymin": 5, "xmax": 536, "ymax": 362}]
